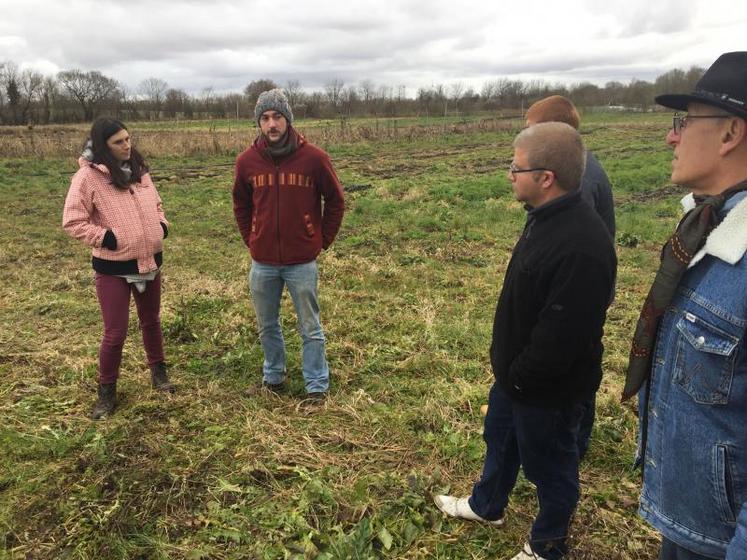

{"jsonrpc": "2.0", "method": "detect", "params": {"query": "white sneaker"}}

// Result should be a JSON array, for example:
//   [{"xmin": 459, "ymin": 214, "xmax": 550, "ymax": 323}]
[
  {"xmin": 510, "ymin": 542, "xmax": 549, "ymax": 560},
  {"xmin": 433, "ymin": 495, "xmax": 504, "ymax": 526}
]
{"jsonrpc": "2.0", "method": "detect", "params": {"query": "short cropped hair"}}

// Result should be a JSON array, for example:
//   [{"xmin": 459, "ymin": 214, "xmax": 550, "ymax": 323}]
[
  {"xmin": 514, "ymin": 122, "xmax": 586, "ymax": 191},
  {"xmin": 526, "ymin": 95, "xmax": 581, "ymax": 130}
]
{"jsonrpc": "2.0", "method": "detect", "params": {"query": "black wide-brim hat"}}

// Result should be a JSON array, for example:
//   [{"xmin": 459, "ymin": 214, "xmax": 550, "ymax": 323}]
[{"xmin": 655, "ymin": 51, "xmax": 747, "ymax": 119}]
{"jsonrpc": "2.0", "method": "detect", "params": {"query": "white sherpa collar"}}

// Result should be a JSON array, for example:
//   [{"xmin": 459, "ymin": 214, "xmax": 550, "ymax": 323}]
[{"xmin": 681, "ymin": 192, "xmax": 747, "ymax": 267}]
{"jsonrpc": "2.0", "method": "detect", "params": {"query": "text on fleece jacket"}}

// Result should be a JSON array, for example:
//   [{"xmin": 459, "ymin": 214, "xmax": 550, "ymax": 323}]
[
  {"xmin": 232, "ymin": 134, "xmax": 345, "ymax": 265},
  {"xmin": 62, "ymin": 158, "xmax": 168, "ymax": 274}
]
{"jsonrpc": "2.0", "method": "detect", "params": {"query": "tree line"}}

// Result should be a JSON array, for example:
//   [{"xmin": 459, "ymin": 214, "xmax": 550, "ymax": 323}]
[{"xmin": 0, "ymin": 61, "xmax": 706, "ymax": 125}]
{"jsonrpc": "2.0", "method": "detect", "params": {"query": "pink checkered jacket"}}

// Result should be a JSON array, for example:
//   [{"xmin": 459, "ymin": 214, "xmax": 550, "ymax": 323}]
[{"xmin": 63, "ymin": 158, "xmax": 168, "ymax": 274}]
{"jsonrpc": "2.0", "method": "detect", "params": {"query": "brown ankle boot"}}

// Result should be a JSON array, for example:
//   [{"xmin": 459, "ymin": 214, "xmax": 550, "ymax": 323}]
[
  {"xmin": 151, "ymin": 362, "xmax": 175, "ymax": 393},
  {"xmin": 91, "ymin": 383, "xmax": 116, "ymax": 420}
]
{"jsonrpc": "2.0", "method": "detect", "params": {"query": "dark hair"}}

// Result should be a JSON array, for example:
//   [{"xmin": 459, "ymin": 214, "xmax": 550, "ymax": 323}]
[{"xmin": 87, "ymin": 117, "xmax": 148, "ymax": 188}]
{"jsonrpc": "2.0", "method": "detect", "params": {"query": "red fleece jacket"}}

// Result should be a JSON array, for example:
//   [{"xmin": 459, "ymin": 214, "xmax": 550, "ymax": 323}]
[{"xmin": 232, "ymin": 128, "xmax": 345, "ymax": 265}]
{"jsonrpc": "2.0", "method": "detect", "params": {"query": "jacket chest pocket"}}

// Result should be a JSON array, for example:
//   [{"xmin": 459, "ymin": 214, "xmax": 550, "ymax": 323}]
[{"xmin": 673, "ymin": 313, "xmax": 740, "ymax": 405}]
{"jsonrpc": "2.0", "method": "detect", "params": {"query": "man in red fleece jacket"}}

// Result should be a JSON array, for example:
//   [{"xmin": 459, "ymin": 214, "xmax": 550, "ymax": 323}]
[{"xmin": 232, "ymin": 89, "xmax": 345, "ymax": 402}]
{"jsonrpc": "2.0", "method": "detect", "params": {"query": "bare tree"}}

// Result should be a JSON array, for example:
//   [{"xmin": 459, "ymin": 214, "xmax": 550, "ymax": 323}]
[
  {"xmin": 397, "ymin": 85, "xmax": 407, "ymax": 102},
  {"xmin": 623, "ymin": 78, "xmax": 654, "ymax": 111},
  {"xmin": 243, "ymin": 79, "xmax": 279, "ymax": 107},
  {"xmin": 340, "ymin": 86, "xmax": 359, "ymax": 118},
  {"xmin": 416, "ymin": 86, "xmax": 433, "ymax": 116},
  {"xmin": 570, "ymin": 82, "xmax": 602, "ymax": 107},
  {"xmin": 58, "ymin": 69, "xmax": 119, "ymax": 120},
  {"xmin": 284, "ymin": 79, "xmax": 304, "ymax": 111},
  {"xmin": 449, "ymin": 81, "xmax": 465, "ymax": 113},
  {"xmin": 684, "ymin": 66, "xmax": 705, "ymax": 91},
  {"xmin": 324, "ymin": 79, "xmax": 345, "ymax": 114},
  {"xmin": 0, "ymin": 62, "xmax": 5, "ymax": 117},
  {"xmin": 432, "ymin": 84, "xmax": 448, "ymax": 116},
  {"xmin": 0, "ymin": 62, "xmax": 21, "ymax": 124},
  {"xmin": 481, "ymin": 80, "xmax": 496, "ymax": 101},
  {"xmin": 499, "ymin": 80, "xmax": 526, "ymax": 109},
  {"xmin": 199, "ymin": 86, "xmax": 222, "ymax": 117},
  {"xmin": 358, "ymin": 79, "xmax": 375, "ymax": 104},
  {"xmin": 139, "ymin": 77, "xmax": 168, "ymax": 119},
  {"xmin": 377, "ymin": 84, "xmax": 396, "ymax": 116},
  {"xmin": 602, "ymin": 81, "xmax": 625, "ymax": 106},
  {"xmin": 0, "ymin": 63, "xmax": 41, "ymax": 124},
  {"xmin": 305, "ymin": 91, "xmax": 324, "ymax": 118},
  {"xmin": 164, "ymin": 88, "xmax": 191, "ymax": 118},
  {"xmin": 18, "ymin": 69, "xmax": 43, "ymax": 123},
  {"xmin": 36, "ymin": 76, "xmax": 58, "ymax": 124},
  {"xmin": 378, "ymin": 84, "xmax": 393, "ymax": 100},
  {"xmin": 116, "ymin": 83, "xmax": 138, "ymax": 119},
  {"xmin": 654, "ymin": 68, "xmax": 688, "ymax": 97}
]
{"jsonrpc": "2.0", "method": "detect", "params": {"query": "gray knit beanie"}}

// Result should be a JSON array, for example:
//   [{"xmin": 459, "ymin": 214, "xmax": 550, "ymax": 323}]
[{"xmin": 254, "ymin": 88, "xmax": 294, "ymax": 124}]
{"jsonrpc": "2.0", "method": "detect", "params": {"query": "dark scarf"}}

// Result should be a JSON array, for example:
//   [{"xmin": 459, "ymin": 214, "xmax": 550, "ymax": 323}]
[
  {"xmin": 622, "ymin": 181, "xmax": 747, "ymax": 401},
  {"xmin": 263, "ymin": 126, "xmax": 300, "ymax": 160}
]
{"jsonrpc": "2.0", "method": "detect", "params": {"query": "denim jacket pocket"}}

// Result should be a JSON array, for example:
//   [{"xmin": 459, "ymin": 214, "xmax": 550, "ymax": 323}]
[
  {"xmin": 673, "ymin": 313, "xmax": 739, "ymax": 405},
  {"xmin": 713, "ymin": 444, "xmax": 740, "ymax": 524}
]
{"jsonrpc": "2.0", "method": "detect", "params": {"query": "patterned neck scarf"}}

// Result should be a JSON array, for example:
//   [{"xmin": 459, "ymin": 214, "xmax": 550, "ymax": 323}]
[{"xmin": 622, "ymin": 181, "xmax": 747, "ymax": 401}]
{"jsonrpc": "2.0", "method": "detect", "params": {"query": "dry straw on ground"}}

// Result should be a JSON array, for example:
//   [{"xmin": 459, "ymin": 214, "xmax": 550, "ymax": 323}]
[{"xmin": 0, "ymin": 118, "xmax": 519, "ymax": 159}]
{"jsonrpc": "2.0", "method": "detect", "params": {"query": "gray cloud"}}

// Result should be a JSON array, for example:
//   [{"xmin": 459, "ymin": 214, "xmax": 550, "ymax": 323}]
[{"xmin": 1, "ymin": 0, "xmax": 742, "ymax": 96}]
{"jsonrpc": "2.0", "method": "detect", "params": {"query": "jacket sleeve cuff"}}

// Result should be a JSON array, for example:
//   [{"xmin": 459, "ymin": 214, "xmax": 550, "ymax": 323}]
[
  {"xmin": 94, "ymin": 228, "xmax": 108, "ymax": 248},
  {"xmin": 501, "ymin": 369, "xmax": 524, "ymax": 400}
]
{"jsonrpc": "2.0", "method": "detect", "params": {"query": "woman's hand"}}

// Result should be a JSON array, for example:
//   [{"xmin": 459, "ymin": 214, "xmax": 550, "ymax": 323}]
[{"xmin": 102, "ymin": 230, "xmax": 118, "ymax": 250}]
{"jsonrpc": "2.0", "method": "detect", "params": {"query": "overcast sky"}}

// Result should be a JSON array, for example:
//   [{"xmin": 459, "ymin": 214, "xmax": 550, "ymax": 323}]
[{"xmin": 1, "ymin": 0, "xmax": 745, "ymax": 96}]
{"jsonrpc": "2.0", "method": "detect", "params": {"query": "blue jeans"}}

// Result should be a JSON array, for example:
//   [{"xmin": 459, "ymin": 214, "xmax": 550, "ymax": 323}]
[
  {"xmin": 249, "ymin": 259, "xmax": 329, "ymax": 393},
  {"xmin": 469, "ymin": 382, "xmax": 584, "ymax": 560}
]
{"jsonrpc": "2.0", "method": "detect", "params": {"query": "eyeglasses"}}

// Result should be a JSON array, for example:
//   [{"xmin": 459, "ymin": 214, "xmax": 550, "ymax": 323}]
[
  {"xmin": 509, "ymin": 163, "xmax": 551, "ymax": 177},
  {"xmin": 672, "ymin": 113, "xmax": 732, "ymax": 134}
]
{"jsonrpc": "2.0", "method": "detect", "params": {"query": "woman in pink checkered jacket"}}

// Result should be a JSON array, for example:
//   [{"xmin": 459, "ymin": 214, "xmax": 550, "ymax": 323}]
[{"xmin": 63, "ymin": 117, "xmax": 175, "ymax": 419}]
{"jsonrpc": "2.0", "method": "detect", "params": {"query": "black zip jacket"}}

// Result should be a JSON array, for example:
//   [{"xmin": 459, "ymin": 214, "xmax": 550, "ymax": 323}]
[{"xmin": 490, "ymin": 190, "xmax": 617, "ymax": 407}]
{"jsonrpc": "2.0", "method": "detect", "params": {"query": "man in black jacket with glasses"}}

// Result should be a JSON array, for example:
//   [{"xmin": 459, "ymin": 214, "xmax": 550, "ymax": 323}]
[{"xmin": 435, "ymin": 122, "xmax": 616, "ymax": 560}]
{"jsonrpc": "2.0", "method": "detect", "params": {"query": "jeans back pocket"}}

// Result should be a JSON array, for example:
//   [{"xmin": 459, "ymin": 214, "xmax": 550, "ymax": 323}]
[{"xmin": 674, "ymin": 313, "xmax": 739, "ymax": 405}]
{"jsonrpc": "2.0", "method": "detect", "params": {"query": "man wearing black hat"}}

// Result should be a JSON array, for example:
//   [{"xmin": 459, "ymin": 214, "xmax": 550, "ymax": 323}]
[
  {"xmin": 232, "ymin": 89, "xmax": 345, "ymax": 403},
  {"xmin": 622, "ymin": 52, "xmax": 747, "ymax": 559}
]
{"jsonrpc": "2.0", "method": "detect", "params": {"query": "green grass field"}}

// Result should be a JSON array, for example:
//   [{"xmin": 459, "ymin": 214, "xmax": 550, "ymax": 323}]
[{"xmin": 1, "ymin": 113, "xmax": 678, "ymax": 559}]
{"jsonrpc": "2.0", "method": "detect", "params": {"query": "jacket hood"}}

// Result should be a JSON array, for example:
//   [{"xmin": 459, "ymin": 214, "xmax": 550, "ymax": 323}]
[{"xmin": 78, "ymin": 156, "xmax": 110, "ymax": 175}]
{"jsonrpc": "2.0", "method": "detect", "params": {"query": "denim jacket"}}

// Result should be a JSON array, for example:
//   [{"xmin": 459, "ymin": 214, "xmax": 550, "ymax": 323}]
[{"xmin": 639, "ymin": 192, "xmax": 747, "ymax": 559}]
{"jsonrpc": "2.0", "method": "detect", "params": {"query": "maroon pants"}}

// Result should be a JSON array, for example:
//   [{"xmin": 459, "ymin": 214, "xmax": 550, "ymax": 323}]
[{"xmin": 95, "ymin": 273, "xmax": 165, "ymax": 384}]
